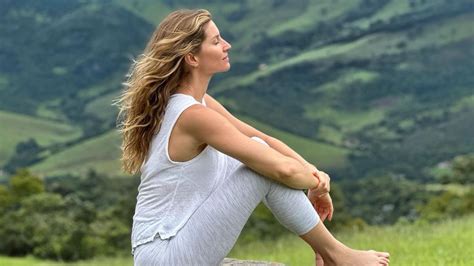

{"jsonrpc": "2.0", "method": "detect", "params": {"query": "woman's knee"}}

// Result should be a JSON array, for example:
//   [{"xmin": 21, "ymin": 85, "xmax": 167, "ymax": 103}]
[
  {"xmin": 224, "ymin": 136, "xmax": 274, "ymax": 189},
  {"xmin": 230, "ymin": 161, "xmax": 273, "ymax": 193}
]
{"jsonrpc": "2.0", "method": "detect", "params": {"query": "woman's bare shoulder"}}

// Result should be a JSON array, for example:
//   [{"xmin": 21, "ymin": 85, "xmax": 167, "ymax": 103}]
[{"xmin": 179, "ymin": 104, "xmax": 224, "ymax": 131}]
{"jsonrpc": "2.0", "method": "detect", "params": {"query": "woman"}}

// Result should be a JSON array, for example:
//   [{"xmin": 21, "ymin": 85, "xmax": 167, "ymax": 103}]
[{"xmin": 116, "ymin": 9, "xmax": 390, "ymax": 266}]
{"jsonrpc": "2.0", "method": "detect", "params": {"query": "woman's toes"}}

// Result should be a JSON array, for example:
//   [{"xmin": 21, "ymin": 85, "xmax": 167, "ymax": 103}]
[
  {"xmin": 380, "ymin": 257, "xmax": 390, "ymax": 265},
  {"xmin": 372, "ymin": 250, "xmax": 390, "ymax": 258}
]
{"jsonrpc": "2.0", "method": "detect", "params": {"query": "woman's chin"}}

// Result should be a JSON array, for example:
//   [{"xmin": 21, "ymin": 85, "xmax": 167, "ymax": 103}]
[{"xmin": 220, "ymin": 65, "xmax": 231, "ymax": 72}]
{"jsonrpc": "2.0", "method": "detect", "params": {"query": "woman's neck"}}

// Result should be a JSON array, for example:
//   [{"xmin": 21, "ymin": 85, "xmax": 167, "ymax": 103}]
[{"xmin": 177, "ymin": 73, "xmax": 212, "ymax": 102}]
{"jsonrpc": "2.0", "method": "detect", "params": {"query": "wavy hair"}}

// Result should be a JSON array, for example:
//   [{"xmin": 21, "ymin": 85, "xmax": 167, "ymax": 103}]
[{"xmin": 114, "ymin": 9, "xmax": 212, "ymax": 174}]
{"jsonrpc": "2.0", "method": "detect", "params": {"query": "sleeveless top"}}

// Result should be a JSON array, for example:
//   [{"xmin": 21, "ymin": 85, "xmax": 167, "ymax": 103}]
[{"xmin": 131, "ymin": 93, "xmax": 228, "ymax": 255}]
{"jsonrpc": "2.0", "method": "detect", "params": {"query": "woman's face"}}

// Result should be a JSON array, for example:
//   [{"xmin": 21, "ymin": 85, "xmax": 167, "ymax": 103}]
[{"xmin": 194, "ymin": 20, "xmax": 231, "ymax": 74}]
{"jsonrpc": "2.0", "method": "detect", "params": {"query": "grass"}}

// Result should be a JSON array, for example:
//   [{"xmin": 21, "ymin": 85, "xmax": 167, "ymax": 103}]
[
  {"xmin": 267, "ymin": 0, "xmax": 360, "ymax": 36},
  {"xmin": 77, "ymin": 72, "xmax": 125, "ymax": 100},
  {"xmin": 230, "ymin": 214, "xmax": 474, "ymax": 265},
  {"xmin": 84, "ymin": 90, "xmax": 119, "ymax": 122},
  {"xmin": 112, "ymin": 0, "xmax": 171, "ymax": 25},
  {"xmin": 351, "ymin": 0, "xmax": 446, "ymax": 29},
  {"xmin": 0, "ymin": 111, "xmax": 82, "ymax": 166},
  {"xmin": 36, "ymin": 99, "xmax": 68, "ymax": 121},
  {"xmin": 30, "ymin": 130, "xmax": 124, "ymax": 178},
  {"xmin": 351, "ymin": 0, "xmax": 414, "ymax": 29},
  {"xmin": 345, "ymin": 12, "xmax": 474, "ymax": 58},
  {"xmin": 302, "ymin": 69, "xmax": 385, "ymax": 143},
  {"xmin": 317, "ymin": 125, "xmax": 345, "ymax": 145},
  {"xmin": 0, "ymin": 255, "xmax": 133, "ymax": 266},
  {"xmin": 2, "ymin": 214, "xmax": 473, "ymax": 265},
  {"xmin": 225, "ymin": 1, "xmax": 305, "ymax": 51},
  {"xmin": 0, "ymin": 74, "xmax": 8, "ymax": 91},
  {"xmin": 451, "ymin": 93, "xmax": 474, "ymax": 113},
  {"xmin": 333, "ymin": 215, "xmax": 474, "ymax": 266},
  {"xmin": 304, "ymin": 105, "xmax": 386, "ymax": 133},
  {"xmin": 402, "ymin": 12, "xmax": 474, "ymax": 50},
  {"xmin": 309, "ymin": 69, "xmax": 379, "ymax": 96}
]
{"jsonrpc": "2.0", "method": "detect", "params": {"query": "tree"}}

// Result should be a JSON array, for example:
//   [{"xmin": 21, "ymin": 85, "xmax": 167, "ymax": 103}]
[
  {"xmin": 418, "ymin": 189, "xmax": 474, "ymax": 222},
  {"xmin": 451, "ymin": 154, "xmax": 474, "ymax": 184},
  {"xmin": 9, "ymin": 168, "xmax": 44, "ymax": 201},
  {"xmin": 0, "ymin": 185, "xmax": 13, "ymax": 211},
  {"xmin": 4, "ymin": 139, "xmax": 43, "ymax": 173},
  {"xmin": 440, "ymin": 154, "xmax": 474, "ymax": 184},
  {"xmin": 0, "ymin": 192, "xmax": 97, "ymax": 260},
  {"xmin": 342, "ymin": 175, "xmax": 429, "ymax": 224}
]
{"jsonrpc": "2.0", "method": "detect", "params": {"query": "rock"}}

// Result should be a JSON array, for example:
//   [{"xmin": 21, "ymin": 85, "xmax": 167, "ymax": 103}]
[{"xmin": 221, "ymin": 258, "xmax": 285, "ymax": 265}]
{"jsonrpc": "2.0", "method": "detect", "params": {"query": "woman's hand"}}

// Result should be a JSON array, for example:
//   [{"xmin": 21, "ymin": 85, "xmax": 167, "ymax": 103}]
[
  {"xmin": 305, "ymin": 163, "xmax": 330, "ymax": 196},
  {"xmin": 308, "ymin": 192, "xmax": 334, "ymax": 222}
]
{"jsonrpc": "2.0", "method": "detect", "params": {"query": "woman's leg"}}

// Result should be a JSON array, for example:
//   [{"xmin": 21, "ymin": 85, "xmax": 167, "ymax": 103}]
[
  {"xmin": 147, "ymin": 137, "xmax": 318, "ymax": 265},
  {"xmin": 134, "ymin": 137, "xmax": 390, "ymax": 266},
  {"xmin": 250, "ymin": 138, "xmax": 390, "ymax": 265},
  {"xmin": 299, "ymin": 221, "xmax": 390, "ymax": 266}
]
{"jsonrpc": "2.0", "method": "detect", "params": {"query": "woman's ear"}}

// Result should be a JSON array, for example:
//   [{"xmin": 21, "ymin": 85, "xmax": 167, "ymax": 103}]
[{"xmin": 184, "ymin": 53, "xmax": 199, "ymax": 68}]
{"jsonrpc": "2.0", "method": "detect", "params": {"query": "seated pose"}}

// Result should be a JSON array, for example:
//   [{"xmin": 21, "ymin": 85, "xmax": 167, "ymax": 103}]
[{"xmin": 116, "ymin": 8, "xmax": 390, "ymax": 266}]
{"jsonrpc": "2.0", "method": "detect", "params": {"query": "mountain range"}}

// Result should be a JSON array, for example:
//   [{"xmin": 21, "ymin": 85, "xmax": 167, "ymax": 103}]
[{"xmin": 0, "ymin": 0, "xmax": 473, "ymax": 181}]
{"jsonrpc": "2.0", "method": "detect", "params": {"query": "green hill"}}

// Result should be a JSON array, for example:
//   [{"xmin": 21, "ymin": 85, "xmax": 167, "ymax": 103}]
[
  {"xmin": 0, "ymin": 111, "xmax": 81, "ymax": 166},
  {"xmin": 1, "ymin": 0, "xmax": 473, "ymax": 181},
  {"xmin": 30, "ymin": 130, "xmax": 122, "ymax": 178}
]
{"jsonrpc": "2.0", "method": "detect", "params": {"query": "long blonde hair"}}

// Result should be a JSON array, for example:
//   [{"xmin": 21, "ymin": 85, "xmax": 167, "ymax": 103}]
[{"xmin": 115, "ymin": 9, "xmax": 212, "ymax": 174}]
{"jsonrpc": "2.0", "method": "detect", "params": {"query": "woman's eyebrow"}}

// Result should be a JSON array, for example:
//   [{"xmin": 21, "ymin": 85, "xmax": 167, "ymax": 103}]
[{"xmin": 213, "ymin": 34, "xmax": 220, "ymax": 40}]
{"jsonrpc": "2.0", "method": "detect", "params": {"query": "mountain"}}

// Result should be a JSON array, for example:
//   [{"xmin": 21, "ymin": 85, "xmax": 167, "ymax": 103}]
[{"xmin": 0, "ymin": 0, "xmax": 473, "ymax": 180}]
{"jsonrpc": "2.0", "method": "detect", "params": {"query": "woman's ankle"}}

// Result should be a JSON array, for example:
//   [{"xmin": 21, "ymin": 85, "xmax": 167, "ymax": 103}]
[{"xmin": 318, "ymin": 243, "xmax": 350, "ymax": 265}]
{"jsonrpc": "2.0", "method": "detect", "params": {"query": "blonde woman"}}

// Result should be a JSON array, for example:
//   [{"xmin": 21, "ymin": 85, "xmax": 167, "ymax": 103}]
[{"xmin": 116, "ymin": 9, "xmax": 390, "ymax": 266}]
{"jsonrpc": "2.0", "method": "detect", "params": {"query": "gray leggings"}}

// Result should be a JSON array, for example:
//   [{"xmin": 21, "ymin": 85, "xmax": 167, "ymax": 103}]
[{"xmin": 133, "ymin": 137, "xmax": 320, "ymax": 265}]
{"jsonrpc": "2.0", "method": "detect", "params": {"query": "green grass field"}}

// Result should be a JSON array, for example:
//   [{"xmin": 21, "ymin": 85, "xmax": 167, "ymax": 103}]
[
  {"xmin": 1, "ymin": 214, "xmax": 473, "ymax": 265},
  {"xmin": 268, "ymin": 0, "xmax": 359, "ymax": 36},
  {"xmin": 84, "ymin": 91, "xmax": 119, "ymax": 122},
  {"xmin": 30, "ymin": 130, "xmax": 123, "ymax": 178},
  {"xmin": 229, "ymin": 214, "xmax": 474, "ymax": 265},
  {"xmin": 0, "ymin": 111, "xmax": 82, "ymax": 166}
]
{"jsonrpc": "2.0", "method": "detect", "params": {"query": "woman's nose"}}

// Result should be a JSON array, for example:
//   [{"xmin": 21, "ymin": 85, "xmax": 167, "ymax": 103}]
[{"xmin": 224, "ymin": 39, "xmax": 231, "ymax": 50}]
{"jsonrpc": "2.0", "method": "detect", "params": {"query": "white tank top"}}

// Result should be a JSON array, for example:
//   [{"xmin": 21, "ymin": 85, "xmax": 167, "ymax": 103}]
[{"xmin": 131, "ymin": 93, "xmax": 228, "ymax": 254}]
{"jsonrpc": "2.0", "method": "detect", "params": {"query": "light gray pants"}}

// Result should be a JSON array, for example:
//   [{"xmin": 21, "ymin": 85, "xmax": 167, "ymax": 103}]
[{"xmin": 133, "ymin": 137, "xmax": 320, "ymax": 266}]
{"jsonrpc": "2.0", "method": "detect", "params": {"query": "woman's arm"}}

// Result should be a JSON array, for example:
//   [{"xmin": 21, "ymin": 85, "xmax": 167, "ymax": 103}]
[
  {"xmin": 204, "ymin": 94, "xmax": 330, "ymax": 194},
  {"xmin": 204, "ymin": 94, "xmax": 315, "ymax": 169},
  {"xmin": 180, "ymin": 104, "xmax": 320, "ymax": 190},
  {"xmin": 264, "ymin": 136, "xmax": 313, "ymax": 168}
]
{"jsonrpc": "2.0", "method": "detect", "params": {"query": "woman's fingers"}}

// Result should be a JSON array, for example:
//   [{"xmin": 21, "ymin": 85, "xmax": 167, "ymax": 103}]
[
  {"xmin": 320, "ymin": 171, "xmax": 330, "ymax": 192},
  {"xmin": 319, "ymin": 211, "xmax": 327, "ymax": 221},
  {"xmin": 317, "ymin": 206, "xmax": 329, "ymax": 221},
  {"xmin": 311, "ymin": 170, "xmax": 332, "ymax": 195},
  {"xmin": 316, "ymin": 171, "xmax": 330, "ymax": 194}
]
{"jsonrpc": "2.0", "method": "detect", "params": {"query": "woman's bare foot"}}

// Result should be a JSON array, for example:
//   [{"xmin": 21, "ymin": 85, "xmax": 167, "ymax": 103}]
[
  {"xmin": 323, "ymin": 247, "xmax": 390, "ymax": 266},
  {"xmin": 300, "ymin": 221, "xmax": 390, "ymax": 266},
  {"xmin": 315, "ymin": 252, "xmax": 324, "ymax": 266}
]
